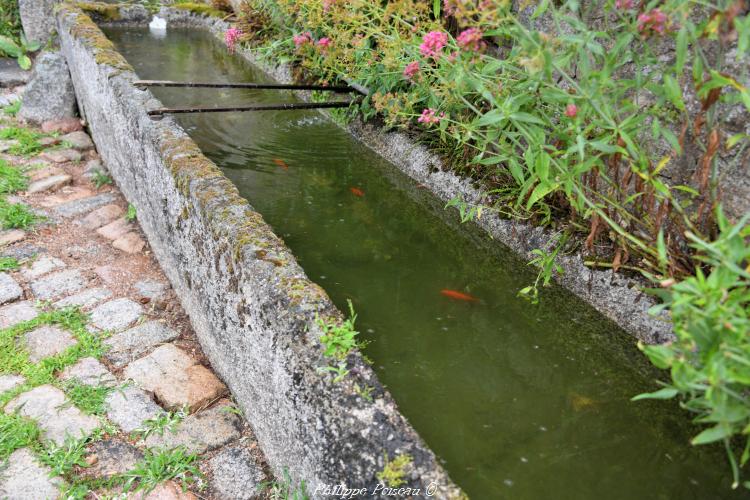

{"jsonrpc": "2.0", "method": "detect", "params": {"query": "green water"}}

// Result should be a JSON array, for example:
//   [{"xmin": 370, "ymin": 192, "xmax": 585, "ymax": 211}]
[{"xmin": 106, "ymin": 28, "xmax": 740, "ymax": 499}]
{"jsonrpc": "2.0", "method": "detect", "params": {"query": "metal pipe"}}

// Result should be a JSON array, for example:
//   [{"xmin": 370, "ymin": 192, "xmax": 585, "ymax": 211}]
[{"xmin": 148, "ymin": 100, "xmax": 354, "ymax": 116}]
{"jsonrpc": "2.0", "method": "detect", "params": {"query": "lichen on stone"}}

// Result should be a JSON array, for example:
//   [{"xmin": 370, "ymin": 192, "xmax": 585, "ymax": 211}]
[
  {"xmin": 74, "ymin": 1, "xmax": 121, "ymax": 21},
  {"xmin": 58, "ymin": 3, "xmax": 133, "ymax": 72},
  {"xmin": 172, "ymin": 2, "xmax": 226, "ymax": 18},
  {"xmin": 377, "ymin": 453, "xmax": 413, "ymax": 488}
]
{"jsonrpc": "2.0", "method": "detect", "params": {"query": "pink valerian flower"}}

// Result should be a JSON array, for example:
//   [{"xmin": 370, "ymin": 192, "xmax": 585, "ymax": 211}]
[
  {"xmin": 293, "ymin": 32, "xmax": 312, "ymax": 48},
  {"xmin": 638, "ymin": 8, "xmax": 669, "ymax": 34},
  {"xmin": 317, "ymin": 37, "xmax": 332, "ymax": 51},
  {"xmin": 420, "ymin": 31, "xmax": 449, "ymax": 58},
  {"xmin": 615, "ymin": 0, "xmax": 635, "ymax": 9},
  {"xmin": 224, "ymin": 28, "xmax": 242, "ymax": 53},
  {"xmin": 403, "ymin": 61, "xmax": 420, "ymax": 80},
  {"xmin": 443, "ymin": 0, "xmax": 458, "ymax": 16},
  {"xmin": 456, "ymin": 28, "xmax": 485, "ymax": 52},
  {"xmin": 418, "ymin": 108, "xmax": 446, "ymax": 125},
  {"xmin": 565, "ymin": 103, "xmax": 578, "ymax": 118},
  {"xmin": 322, "ymin": 0, "xmax": 335, "ymax": 12}
]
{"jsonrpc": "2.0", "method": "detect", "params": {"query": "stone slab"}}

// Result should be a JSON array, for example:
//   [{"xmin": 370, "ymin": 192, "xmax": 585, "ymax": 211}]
[
  {"xmin": 96, "ymin": 218, "xmax": 130, "ymax": 241},
  {"xmin": 105, "ymin": 385, "xmax": 164, "ymax": 434},
  {"xmin": 0, "ymin": 272, "xmax": 22, "ymax": 305},
  {"xmin": 23, "ymin": 325, "xmax": 77, "ymax": 362},
  {"xmin": 208, "ymin": 445, "xmax": 266, "ymax": 500},
  {"xmin": 79, "ymin": 204, "xmax": 122, "ymax": 230},
  {"xmin": 0, "ymin": 301, "xmax": 38, "ymax": 329},
  {"xmin": 53, "ymin": 287, "xmax": 112, "ymax": 310},
  {"xmin": 53, "ymin": 193, "xmax": 116, "ymax": 218},
  {"xmin": 60, "ymin": 131, "xmax": 94, "ymax": 151},
  {"xmin": 104, "ymin": 321, "xmax": 180, "ymax": 369},
  {"xmin": 133, "ymin": 280, "xmax": 168, "ymax": 302},
  {"xmin": 30, "ymin": 268, "xmax": 87, "ymax": 300},
  {"xmin": 0, "ymin": 374, "xmax": 25, "ymax": 394},
  {"xmin": 0, "ymin": 229, "xmax": 26, "ymax": 246},
  {"xmin": 123, "ymin": 344, "xmax": 226, "ymax": 411},
  {"xmin": 59, "ymin": 357, "xmax": 116, "ymax": 387},
  {"xmin": 27, "ymin": 174, "xmax": 72, "ymax": 194},
  {"xmin": 41, "ymin": 148, "xmax": 82, "ymax": 164},
  {"xmin": 83, "ymin": 439, "xmax": 143, "ymax": 478},
  {"xmin": 89, "ymin": 298, "xmax": 143, "ymax": 332},
  {"xmin": 142, "ymin": 402, "xmax": 242, "ymax": 454},
  {"xmin": 5, "ymin": 385, "xmax": 99, "ymax": 445},
  {"xmin": 0, "ymin": 448, "xmax": 62, "ymax": 500},
  {"xmin": 113, "ymin": 232, "xmax": 145, "ymax": 254},
  {"xmin": 22, "ymin": 255, "xmax": 66, "ymax": 280}
]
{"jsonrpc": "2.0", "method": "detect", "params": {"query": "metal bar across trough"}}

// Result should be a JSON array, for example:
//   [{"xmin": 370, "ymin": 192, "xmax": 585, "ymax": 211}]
[
  {"xmin": 148, "ymin": 100, "xmax": 355, "ymax": 116},
  {"xmin": 135, "ymin": 79, "xmax": 358, "ymax": 93}
]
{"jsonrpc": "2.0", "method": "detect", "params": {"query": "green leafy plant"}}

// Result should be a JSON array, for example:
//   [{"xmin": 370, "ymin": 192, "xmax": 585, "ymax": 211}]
[
  {"xmin": 126, "ymin": 203, "xmax": 137, "ymax": 221},
  {"xmin": 122, "ymin": 447, "xmax": 202, "ymax": 494},
  {"xmin": 131, "ymin": 405, "xmax": 188, "ymax": 439},
  {"xmin": 91, "ymin": 170, "xmax": 113, "ymax": 189},
  {"xmin": 0, "ymin": 201, "xmax": 40, "ymax": 229},
  {"xmin": 315, "ymin": 300, "xmax": 362, "ymax": 381},
  {"xmin": 0, "ymin": 159, "xmax": 28, "ymax": 194},
  {"xmin": 0, "ymin": 34, "xmax": 40, "ymax": 70},
  {"xmin": 0, "ymin": 256, "xmax": 19, "ymax": 271},
  {"xmin": 0, "ymin": 412, "xmax": 40, "ymax": 460},
  {"xmin": 2, "ymin": 99, "xmax": 21, "ymax": 117},
  {"xmin": 0, "ymin": 126, "xmax": 42, "ymax": 156},
  {"xmin": 38, "ymin": 433, "xmax": 96, "ymax": 476},
  {"xmin": 60, "ymin": 379, "xmax": 113, "ymax": 416},
  {"xmin": 635, "ymin": 208, "xmax": 750, "ymax": 490}
]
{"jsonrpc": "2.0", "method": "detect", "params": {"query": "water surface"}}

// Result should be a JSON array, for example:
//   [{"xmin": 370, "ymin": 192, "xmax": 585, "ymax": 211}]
[{"xmin": 106, "ymin": 28, "xmax": 739, "ymax": 499}]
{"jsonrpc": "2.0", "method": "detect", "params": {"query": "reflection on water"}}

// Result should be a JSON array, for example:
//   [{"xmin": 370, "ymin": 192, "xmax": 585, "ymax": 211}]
[{"xmin": 106, "ymin": 27, "xmax": 739, "ymax": 499}]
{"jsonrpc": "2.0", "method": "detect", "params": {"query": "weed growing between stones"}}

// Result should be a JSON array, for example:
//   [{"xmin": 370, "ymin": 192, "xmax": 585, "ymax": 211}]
[
  {"xmin": 130, "ymin": 405, "xmax": 188, "ymax": 439},
  {"xmin": 91, "ymin": 169, "xmax": 113, "ymax": 189},
  {"xmin": 0, "ymin": 412, "xmax": 40, "ymax": 460},
  {"xmin": 258, "ymin": 467, "xmax": 310, "ymax": 499},
  {"xmin": 38, "ymin": 432, "xmax": 100, "ymax": 476},
  {"xmin": 316, "ymin": 299, "xmax": 364, "ymax": 382},
  {"xmin": 60, "ymin": 378, "xmax": 114, "ymax": 416},
  {"xmin": 0, "ymin": 256, "xmax": 19, "ymax": 271},
  {"xmin": 122, "ymin": 446, "xmax": 202, "ymax": 494},
  {"xmin": 126, "ymin": 203, "xmax": 137, "ymax": 222},
  {"xmin": 2, "ymin": 99, "xmax": 20, "ymax": 117},
  {"xmin": 377, "ymin": 453, "xmax": 412, "ymax": 488},
  {"xmin": 0, "ymin": 159, "xmax": 27, "ymax": 194},
  {"xmin": 0, "ymin": 200, "xmax": 41, "ymax": 229},
  {"xmin": 0, "ymin": 126, "xmax": 42, "ymax": 156}
]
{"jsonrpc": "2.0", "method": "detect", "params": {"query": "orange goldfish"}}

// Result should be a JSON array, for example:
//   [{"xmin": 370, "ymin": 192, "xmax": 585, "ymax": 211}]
[
  {"xmin": 440, "ymin": 289, "xmax": 479, "ymax": 302},
  {"xmin": 350, "ymin": 187, "xmax": 365, "ymax": 197},
  {"xmin": 273, "ymin": 158, "xmax": 289, "ymax": 170}
]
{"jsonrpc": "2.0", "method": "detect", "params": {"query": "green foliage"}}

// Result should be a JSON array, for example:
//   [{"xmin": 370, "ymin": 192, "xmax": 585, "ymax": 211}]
[
  {"xmin": 2, "ymin": 99, "xmax": 21, "ymax": 117},
  {"xmin": 636, "ymin": 208, "xmax": 750, "ymax": 489},
  {"xmin": 377, "ymin": 453, "xmax": 412, "ymax": 488},
  {"xmin": 126, "ymin": 203, "xmax": 137, "ymax": 221},
  {"xmin": 131, "ymin": 405, "xmax": 188, "ymax": 439},
  {"xmin": 0, "ymin": 126, "xmax": 43, "ymax": 156},
  {"xmin": 91, "ymin": 170, "xmax": 113, "ymax": 189},
  {"xmin": 123, "ymin": 447, "xmax": 202, "ymax": 494},
  {"xmin": 0, "ymin": 256, "xmax": 19, "ymax": 271},
  {"xmin": 0, "ymin": 413, "xmax": 40, "ymax": 460},
  {"xmin": 0, "ymin": 34, "xmax": 40, "ymax": 70},
  {"xmin": 38, "ymin": 433, "xmax": 96, "ymax": 476},
  {"xmin": 259, "ymin": 468, "xmax": 309, "ymax": 500},
  {"xmin": 60, "ymin": 379, "xmax": 113, "ymax": 416},
  {"xmin": 0, "ymin": 159, "xmax": 28, "ymax": 194},
  {"xmin": 0, "ymin": 200, "xmax": 40, "ymax": 229},
  {"xmin": 0, "ymin": 0, "xmax": 21, "ymax": 44},
  {"xmin": 173, "ymin": 1, "xmax": 226, "ymax": 18},
  {"xmin": 316, "ymin": 300, "xmax": 362, "ymax": 382}
]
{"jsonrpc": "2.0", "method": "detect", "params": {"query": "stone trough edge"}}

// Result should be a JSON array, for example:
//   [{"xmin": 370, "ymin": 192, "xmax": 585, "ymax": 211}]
[{"xmin": 55, "ymin": 4, "xmax": 465, "ymax": 498}]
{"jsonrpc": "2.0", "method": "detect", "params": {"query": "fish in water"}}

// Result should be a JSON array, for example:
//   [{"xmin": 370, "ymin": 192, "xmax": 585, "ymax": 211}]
[
  {"xmin": 273, "ymin": 158, "xmax": 289, "ymax": 170},
  {"xmin": 440, "ymin": 289, "xmax": 479, "ymax": 302},
  {"xmin": 350, "ymin": 187, "xmax": 365, "ymax": 197}
]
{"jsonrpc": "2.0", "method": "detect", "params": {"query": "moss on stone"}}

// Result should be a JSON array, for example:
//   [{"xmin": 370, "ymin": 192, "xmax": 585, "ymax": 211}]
[
  {"xmin": 74, "ymin": 1, "xmax": 121, "ymax": 21},
  {"xmin": 59, "ymin": 3, "xmax": 133, "ymax": 72},
  {"xmin": 173, "ymin": 2, "xmax": 225, "ymax": 18},
  {"xmin": 377, "ymin": 454, "xmax": 412, "ymax": 488}
]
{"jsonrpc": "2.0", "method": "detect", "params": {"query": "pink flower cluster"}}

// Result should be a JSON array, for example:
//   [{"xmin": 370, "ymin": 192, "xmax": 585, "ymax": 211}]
[
  {"xmin": 293, "ymin": 32, "xmax": 313, "ymax": 47},
  {"xmin": 318, "ymin": 37, "xmax": 331, "ymax": 50},
  {"xmin": 403, "ymin": 61, "xmax": 420, "ymax": 80},
  {"xmin": 418, "ymin": 108, "xmax": 445, "ymax": 125},
  {"xmin": 456, "ymin": 28, "xmax": 485, "ymax": 52},
  {"xmin": 323, "ymin": 0, "xmax": 335, "ymax": 12},
  {"xmin": 420, "ymin": 31, "xmax": 448, "ymax": 58},
  {"xmin": 638, "ymin": 8, "xmax": 669, "ymax": 34},
  {"xmin": 224, "ymin": 28, "xmax": 242, "ymax": 53},
  {"xmin": 615, "ymin": 0, "xmax": 635, "ymax": 9},
  {"xmin": 565, "ymin": 103, "xmax": 578, "ymax": 118}
]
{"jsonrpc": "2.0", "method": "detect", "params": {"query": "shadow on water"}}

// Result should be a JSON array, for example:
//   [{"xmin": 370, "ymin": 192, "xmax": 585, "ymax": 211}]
[{"xmin": 105, "ymin": 27, "xmax": 742, "ymax": 499}]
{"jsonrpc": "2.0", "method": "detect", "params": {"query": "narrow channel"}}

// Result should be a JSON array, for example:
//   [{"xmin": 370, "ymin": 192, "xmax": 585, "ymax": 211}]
[{"xmin": 106, "ymin": 27, "xmax": 737, "ymax": 499}]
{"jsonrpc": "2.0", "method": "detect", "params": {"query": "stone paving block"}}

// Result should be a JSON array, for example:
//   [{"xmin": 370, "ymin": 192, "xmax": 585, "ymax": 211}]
[
  {"xmin": 0, "ymin": 301, "xmax": 38, "ymax": 329},
  {"xmin": 83, "ymin": 439, "xmax": 143, "ymax": 478},
  {"xmin": 123, "ymin": 344, "xmax": 227, "ymax": 411},
  {"xmin": 79, "ymin": 204, "xmax": 122, "ymax": 230},
  {"xmin": 23, "ymin": 325, "xmax": 77, "ymax": 362},
  {"xmin": 0, "ymin": 374, "xmax": 25, "ymax": 394},
  {"xmin": 134, "ymin": 280, "xmax": 169, "ymax": 302},
  {"xmin": 96, "ymin": 218, "xmax": 130, "ymax": 241},
  {"xmin": 105, "ymin": 385, "xmax": 164, "ymax": 434},
  {"xmin": 27, "ymin": 174, "xmax": 72, "ymax": 194},
  {"xmin": 22, "ymin": 255, "xmax": 66, "ymax": 280},
  {"xmin": 54, "ymin": 193, "xmax": 116, "ymax": 218},
  {"xmin": 90, "ymin": 298, "xmax": 143, "ymax": 332},
  {"xmin": 41, "ymin": 187, "xmax": 94, "ymax": 208},
  {"xmin": 0, "ymin": 228, "xmax": 26, "ymax": 246},
  {"xmin": 104, "ymin": 321, "xmax": 180, "ymax": 369},
  {"xmin": 60, "ymin": 131, "xmax": 94, "ymax": 151},
  {"xmin": 83, "ymin": 159, "xmax": 107, "ymax": 178},
  {"xmin": 0, "ymin": 244, "xmax": 41, "ymax": 262},
  {"xmin": 143, "ymin": 402, "xmax": 242, "ymax": 454},
  {"xmin": 30, "ymin": 268, "xmax": 87, "ymax": 300},
  {"xmin": 5, "ymin": 385, "xmax": 99, "ymax": 445},
  {"xmin": 0, "ymin": 272, "xmax": 22, "ymax": 305},
  {"xmin": 41, "ymin": 118, "xmax": 82, "ymax": 134},
  {"xmin": 113, "ymin": 232, "xmax": 145, "ymax": 254},
  {"xmin": 132, "ymin": 481, "xmax": 199, "ymax": 500},
  {"xmin": 208, "ymin": 445, "xmax": 266, "ymax": 500},
  {"xmin": 59, "ymin": 357, "xmax": 116, "ymax": 387},
  {"xmin": 53, "ymin": 287, "xmax": 112, "ymax": 310},
  {"xmin": 41, "ymin": 148, "xmax": 82, "ymax": 164},
  {"xmin": 28, "ymin": 165, "xmax": 65, "ymax": 182},
  {"xmin": 0, "ymin": 448, "xmax": 62, "ymax": 500}
]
